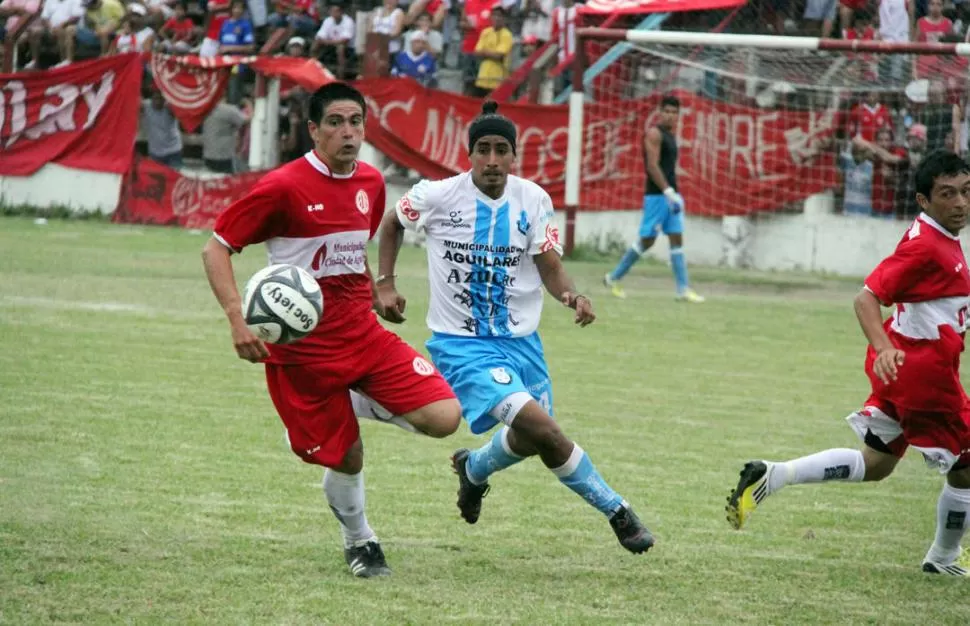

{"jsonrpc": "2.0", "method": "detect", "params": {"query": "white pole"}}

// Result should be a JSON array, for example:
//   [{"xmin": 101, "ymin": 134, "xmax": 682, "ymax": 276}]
[
  {"xmin": 565, "ymin": 90, "xmax": 584, "ymax": 207},
  {"xmin": 249, "ymin": 88, "xmax": 267, "ymax": 171},
  {"xmin": 624, "ymin": 30, "xmax": 821, "ymax": 51},
  {"xmin": 265, "ymin": 77, "xmax": 281, "ymax": 169}
]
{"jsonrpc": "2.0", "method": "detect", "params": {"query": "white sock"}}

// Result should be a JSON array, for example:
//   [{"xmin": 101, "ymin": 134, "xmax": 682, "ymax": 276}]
[
  {"xmin": 350, "ymin": 390, "xmax": 420, "ymax": 435},
  {"xmin": 767, "ymin": 448, "xmax": 866, "ymax": 493},
  {"xmin": 925, "ymin": 483, "xmax": 970, "ymax": 565},
  {"xmin": 323, "ymin": 469, "xmax": 375, "ymax": 548}
]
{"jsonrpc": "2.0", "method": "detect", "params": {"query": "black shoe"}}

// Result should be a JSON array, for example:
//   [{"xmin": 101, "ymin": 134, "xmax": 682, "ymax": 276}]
[
  {"xmin": 451, "ymin": 448, "xmax": 490, "ymax": 524},
  {"xmin": 344, "ymin": 539, "xmax": 392, "ymax": 578},
  {"xmin": 609, "ymin": 504, "xmax": 655, "ymax": 554}
]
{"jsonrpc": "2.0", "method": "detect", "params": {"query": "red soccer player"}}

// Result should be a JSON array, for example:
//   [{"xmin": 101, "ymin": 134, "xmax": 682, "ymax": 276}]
[
  {"xmin": 201, "ymin": 82, "xmax": 461, "ymax": 579},
  {"xmin": 726, "ymin": 150, "xmax": 970, "ymax": 577},
  {"xmin": 849, "ymin": 91, "xmax": 891, "ymax": 142}
]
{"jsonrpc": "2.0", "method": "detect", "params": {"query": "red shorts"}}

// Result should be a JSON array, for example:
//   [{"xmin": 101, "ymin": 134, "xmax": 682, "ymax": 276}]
[
  {"xmin": 265, "ymin": 327, "xmax": 455, "ymax": 467},
  {"xmin": 847, "ymin": 392, "xmax": 970, "ymax": 472},
  {"xmin": 840, "ymin": 0, "xmax": 867, "ymax": 9}
]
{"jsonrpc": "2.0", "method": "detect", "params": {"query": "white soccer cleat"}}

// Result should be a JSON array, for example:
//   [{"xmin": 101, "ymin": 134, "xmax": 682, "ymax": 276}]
[
  {"xmin": 923, "ymin": 549, "xmax": 970, "ymax": 577},
  {"xmin": 676, "ymin": 288, "xmax": 705, "ymax": 303}
]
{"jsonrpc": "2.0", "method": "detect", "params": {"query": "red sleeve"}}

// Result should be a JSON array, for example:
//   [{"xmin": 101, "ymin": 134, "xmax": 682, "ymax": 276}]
[
  {"xmin": 213, "ymin": 176, "xmax": 288, "ymax": 252},
  {"xmin": 369, "ymin": 184, "xmax": 385, "ymax": 240},
  {"xmin": 864, "ymin": 238, "xmax": 933, "ymax": 305}
]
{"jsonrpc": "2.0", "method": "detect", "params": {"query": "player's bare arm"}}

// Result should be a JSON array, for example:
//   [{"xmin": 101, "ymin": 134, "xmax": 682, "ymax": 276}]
[
  {"xmin": 644, "ymin": 127, "xmax": 670, "ymax": 191},
  {"xmin": 534, "ymin": 250, "xmax": 594, "ymax": 326},
  {"xmin": 201, "ymin": 238, "xmax": 270, "ymax": 363},
  {"xmin": 854, "ymin": 287, "xmax": 903, "ymax": 384},
  {"xmin": 374, "ymin": 208, "xmax": 408, "ymax": 324}
]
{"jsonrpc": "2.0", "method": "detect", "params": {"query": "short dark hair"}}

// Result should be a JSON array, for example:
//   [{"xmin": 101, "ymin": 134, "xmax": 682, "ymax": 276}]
[
  {"xmin": 915, "ymin": 150, "xmax": 970, "ymax": 199},
  {"xmin": 661, "ymin": 95, "xmax": 680, "ymax": 109},
  {"xmin": 307, "ymin": 82, "xmax": 366, "ymax": 125}
]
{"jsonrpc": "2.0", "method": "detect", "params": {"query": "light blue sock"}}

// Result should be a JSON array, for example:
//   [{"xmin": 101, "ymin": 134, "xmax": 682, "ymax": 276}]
[
  {"xmin": 670, "ymin": 246, "xmax": 689, "ymax": 294},
  {"xmin": 465, "ymin": 427, "xmax": 525, "ymax": 485},
  {"xmin": 551, "ymin": 444, "xmax": 624, "ymax": 517},
  {"xmin": 609, "ymin": 245, "xmax": 642, "ymax": 281}
]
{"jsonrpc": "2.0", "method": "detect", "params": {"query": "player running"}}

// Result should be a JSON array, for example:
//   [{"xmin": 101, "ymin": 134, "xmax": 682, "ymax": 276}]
[
  {"xmin": 603, "ymin": 95, "xmax": 704, "ymax": 302},
  {"xmin": 725, "ymin": 150, "xmax": 970, "ymax": 576},
  {"xmin": 201, "ymin": 82, "xmax": 462, "ymax": 579},
  {"xmin": 375, "ymin": 101, "xmax": 655, "ymax": 555}
]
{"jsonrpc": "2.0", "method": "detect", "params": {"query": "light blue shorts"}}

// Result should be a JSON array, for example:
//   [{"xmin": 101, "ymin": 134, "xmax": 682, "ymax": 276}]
[
  {"xmin": 426, "ymin": 331, "xmax": 553, "ymax": 435},
  {"xmin": 640, "ymin": 194, "xmax": 683, "ymax": 237}
]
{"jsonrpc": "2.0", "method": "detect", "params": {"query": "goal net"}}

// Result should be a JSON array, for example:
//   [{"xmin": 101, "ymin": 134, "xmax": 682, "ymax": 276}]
[{"xmin": 569, "ymin": 29, "xmax": 969, "ymax": 222}]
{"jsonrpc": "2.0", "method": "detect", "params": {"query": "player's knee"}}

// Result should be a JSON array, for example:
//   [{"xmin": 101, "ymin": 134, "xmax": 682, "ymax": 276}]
[
  {"xmin": 409, "ymin": 399, "xmax": 461, "ymax": 438},
  {"xmin": 861, "ymin": 446, "xmax": 898, "ymax": 482},
  {"xmin": 512, "ymin": 404, "xmax": 570, "ymax": 455},
  {"xmin": 333, "ymin": 439, "xmax": 364, "ymax": 473}
]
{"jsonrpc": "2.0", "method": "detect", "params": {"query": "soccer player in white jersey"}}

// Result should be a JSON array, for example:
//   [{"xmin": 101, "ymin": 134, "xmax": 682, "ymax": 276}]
[
  {"xmin": 375, "ymin": 101, "xmax": 655, "ymax": 554},
  {"xmin": 202, "ymin": 83, "xmax": 462, "ymax": 579},
  {"xmin": 726, "ymin": 151, "xmax": 970, "ymax": 576}
]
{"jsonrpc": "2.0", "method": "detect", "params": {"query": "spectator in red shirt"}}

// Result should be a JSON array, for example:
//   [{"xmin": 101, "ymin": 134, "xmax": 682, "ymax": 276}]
[
  {"xmin": 854, "ymin": 128, "xmax": 910, "ymax": 218},
  {"xmin": 844, "ymin": 10, "xmax": 878, "ymax": 81},
  {"xmin": 460, "ymin": 0, "xmax": 494, "ymax": 94},
  {"xmin": 915, "ymin": 0, "xmax": 953, "ymax": 78},
  {"xmin": 405, "ymin": 0, "xmax": 446, "ymax": 29},
  {"xmin": 159, "ymin": 1, "xmax": 196, "ymax": 53},
  {"xmin": 850, "ymin": 91, "xmax": 892, "ymax": 141},
  {"xmin": 199, "ymin": 0, "xmax": 229, "ymax": 57}
]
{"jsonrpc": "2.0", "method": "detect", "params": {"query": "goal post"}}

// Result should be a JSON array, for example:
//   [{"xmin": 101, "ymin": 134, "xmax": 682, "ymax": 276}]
[{"xmin": 564, "ymin": 27, "xmax": 970, "ymax": 255}]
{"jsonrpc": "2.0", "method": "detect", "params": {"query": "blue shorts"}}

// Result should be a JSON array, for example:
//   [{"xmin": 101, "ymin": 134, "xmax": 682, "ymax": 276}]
[
  {"xmin": 426, "ymin": 331, "xmax": 553, "ymax": 435},
  {"xmin": 640, "ymin": 194, "xmax": 683, "ymax": 237}
]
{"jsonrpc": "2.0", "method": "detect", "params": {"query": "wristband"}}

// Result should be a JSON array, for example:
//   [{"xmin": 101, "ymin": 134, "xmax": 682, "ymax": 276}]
[{"xmin": 375, "ymin": 274, "xmax": 397, "ymax": 284}]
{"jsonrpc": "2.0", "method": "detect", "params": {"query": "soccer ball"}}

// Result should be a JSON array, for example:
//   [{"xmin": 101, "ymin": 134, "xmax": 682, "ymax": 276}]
[{"xmin": 241, "ymin": 264, "xmax": 323, "ymax": 345}]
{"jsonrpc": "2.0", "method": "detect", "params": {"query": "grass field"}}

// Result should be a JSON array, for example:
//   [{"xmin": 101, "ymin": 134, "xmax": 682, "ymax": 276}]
[{"xmin": 1, "ymin": 216, "xmax": 968, "ymax": 625}]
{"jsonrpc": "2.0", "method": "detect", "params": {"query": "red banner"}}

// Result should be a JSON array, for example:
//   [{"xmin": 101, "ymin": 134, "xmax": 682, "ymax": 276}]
[
  {"xmin": 114, "ymin": 156, "xmax": 268, "ymax": 228},
  {"xmin": 357, "ymin": 78, "xmax": 837, "ymax": 216},
  {"xmin": 579, "ymin": 0, "xmax": 746, "ymax": 14},
  {"xmin": 0, "ymin": 53, "xmax": 142, "ymax": 176},
  {"xmin": 150, "ymin": 53, "xmax": 334, "ymax": 132}
]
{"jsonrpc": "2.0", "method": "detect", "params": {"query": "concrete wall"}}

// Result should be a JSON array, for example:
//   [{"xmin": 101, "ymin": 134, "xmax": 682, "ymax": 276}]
[{"xmin": 0, "ymin": 160, "xmax": 947, "ymax": 279}]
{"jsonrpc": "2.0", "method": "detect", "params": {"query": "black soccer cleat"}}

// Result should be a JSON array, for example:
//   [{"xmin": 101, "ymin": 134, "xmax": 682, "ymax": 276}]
[
  {"xmin": 609, "ymin": 504, "xmax": 655, "ymax": 554},
  {"xmin": 344, "ymin": 539, "xmax": 392, "ymax": 578},
  {"xmin": 451, "ymin": 448, "xmax": 490, "ymax": 524}
]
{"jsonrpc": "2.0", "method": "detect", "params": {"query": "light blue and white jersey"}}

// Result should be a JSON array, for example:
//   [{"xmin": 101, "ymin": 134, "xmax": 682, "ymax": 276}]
[{"xmin": 395, "ymin": 172, "xmax": 563, "ymax": 338}]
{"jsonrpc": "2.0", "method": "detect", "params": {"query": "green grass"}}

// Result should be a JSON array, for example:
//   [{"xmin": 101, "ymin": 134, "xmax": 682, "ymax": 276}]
[{"xmin": 1, "ymin": 216, "xmax": 967, "ymax": 625}]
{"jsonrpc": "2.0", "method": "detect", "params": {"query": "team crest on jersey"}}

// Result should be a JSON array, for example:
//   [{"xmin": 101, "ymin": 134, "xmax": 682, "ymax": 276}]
[
  {"xmin": 490, "ymin": 367, "xmax": 512, "ymax": 385},
  {"xmin": 539, "ymin": 223, "xmax": 561, "ymax": 253},
  {"xmin": 412, "ymin": 357, "xmax": 435, "ymax": 376},
  {"xmin": 516, "ymin": 210, "xmax": 529, "ymax": 236},
  {"xmin": 398, "ymin": 195, "xmax": 420, "ymax": 222},
  {"xmin": 355, "ymin": 189, "xmax": 370, "ymax": 215}
]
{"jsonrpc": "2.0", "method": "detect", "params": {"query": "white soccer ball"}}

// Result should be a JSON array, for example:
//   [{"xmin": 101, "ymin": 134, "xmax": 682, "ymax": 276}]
[{"xmin": 241, "ymin": 264, "xmax": 323, "ymax": 345}]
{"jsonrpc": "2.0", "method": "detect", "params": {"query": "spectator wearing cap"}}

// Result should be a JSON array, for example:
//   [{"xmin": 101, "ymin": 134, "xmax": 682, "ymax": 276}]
[
  {"xmin": 391, "ymin": 29, "xmax": 436, "ymax": 87},
  {"xmin": 311, "ymin": 2, "xmax": 355, "ymax": 79},
  {"xmin": 266, "ymin": 0, "xmax": 317, "ymax": 52},
  {"xmin": 159, "ymin": 1, "xmax": 196, "ymax": 53},
  {"xmin": 141, "ymin": 89, "xmax": 183, "ymax": 169},
  {"xmin": 369, "ymin": 0, "xmax": 404, "ymax": 56},
  {"xmin": 61, "ymin": 0, "xmax": 123, "ymax": 65},
  {"xmin": 472, "ymin": 6, "xmax": 512, "ymax": 97},
  {"xmin": 24, "ymin": 0, "xmax": 83, "ymax": 68},
  {"xmin": 108, "ymin": 3, "xmax": 154, "ymax": 54},
  {"xmin": 403, "ymin": 11, "xmax": 442, "ymax": 58}
]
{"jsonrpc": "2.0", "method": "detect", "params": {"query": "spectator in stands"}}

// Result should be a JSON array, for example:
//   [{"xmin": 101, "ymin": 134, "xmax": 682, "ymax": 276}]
[
  {"xmin": 199, "ymin": 0, "xmax": 229, "ymax": 57},
  {"xmin": 369, "ymin": 0, "xmax": 404, "ymax": 56},
  {"xmin": 838, "ymin": 0, "xmax": 868, "ymax": 39},
  {"xmin": 108, "ymin": 3, "xmax": 154, "ymax": 54},
  {"xmin": 218, "ymin": 0, "xmax": 253, "ymax": 53},
  {"xmin": 279, "ymin": 92, "xmax": 313, "ymax": 163},
  {"xmin": 839, "ymin": 141, "xmax": 875, "ymax": 216},
  {"xmin": 312, "ymin": 2, "xmax": 355, "ymax": 79},
  {"xmin": 266, "ymin": 0, "xmax": 318, "ymax": 53},
  {"xmin": 405, "ymin": 0, "xmax": 446, "ymax": 29},
  {"xmin": 403, "ymin": 11, "xmax": 442, "ymax": 58},
  {"xmin": 202, "ymin": 98, "xmax": 247, "ymax": 173},
  {"xmin": 879, "ymin": 0, "xmax": 912, "ymax": 80},
  {"xmin": 850, "ymin": 91, "xmax": 892, "ymax": 141},
  {"xmin": 0, "ymin": 0, "xmax": 38, "ymax": 49},
  {"xmin": 143, "ymin": 0, "xmax": 174, "ymax": 26},
  {"xmin": 24, "ymin": 0, "xmax": 82, "ymax": 69},
  {"xmin": 141, "ymin": 89, "xmax": 183, "ymax": 169},
  {"xmin": 520, "ymin": 0, "xmax": 552, "ymax": 45},
  {"xmin": 918, "ymin": 79, "xmax": 961, "ymax": 153},
  {"xmin": 472, "ymin": 6, "xmax": 512, "ymax": 97},
  {"xmin": 66, "ymin": 0, "xmax": 125, "ymax": 64},
  {"xmin": 392, "ymin": 29, "xmax": 436, "ymax": 86},
  {"xmin": 915, "ymin": 0, "xmax": 953, "ymax": 77},
  {"xmin": 551, "ymin": 0, "xmax": 578, "ymax": 93},
  {"xmin": 460, "ymin": 0, "xmax": 493, "ymax": 94},
  {"xmin": 844, "ymin": 10, "xmax": 878, "ymax": 81},
  {"xmin": 158, "ymin": 1, "xmax": 195, "ymax": 53},
  {"xmin": 853, "ymin": 129, "xmax": 908, "ymax": 219},
  {"xmin": 894, "ymin": 123, "xmax": 928, "ymax": 217},
  {"xmin": 803, "ymin": 0, "xmax": 836, "ymax": 38}
]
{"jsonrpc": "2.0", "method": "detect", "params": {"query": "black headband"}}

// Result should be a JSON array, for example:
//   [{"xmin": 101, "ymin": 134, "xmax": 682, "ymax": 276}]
[{"xmin": 468, "ymin": 101, "xmax": 517, "ymax": 155}]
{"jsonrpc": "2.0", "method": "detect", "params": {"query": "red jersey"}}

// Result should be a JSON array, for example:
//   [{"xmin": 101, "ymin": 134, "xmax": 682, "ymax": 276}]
[
  {"xmin": 870, "ymin": 147, "xmax": 908, "ymax": 215},
  {"xmin": 163, "ymin": 17, "xmax": 195, "ymax": 41},
  {"xmin": 214, "ymin": 151, "xmax": 386, "ymax": 365},
  {"xmin": 850, "ymin": 103, "xmax": 891, "ymax": 141},
  {"xmin": 205, "ymin": 0, "xmax": 230, "ymax": 41},
  {"xmin": 864, "ymin": 213, "xmax": 970, "ymax": 412},
  {"xmin": 916, "ymin": 17, "xmax": 954, "ymax": 77},
  {"xmin": 462, "ymin": 0, "xmax": 495, "ymax": 54}
]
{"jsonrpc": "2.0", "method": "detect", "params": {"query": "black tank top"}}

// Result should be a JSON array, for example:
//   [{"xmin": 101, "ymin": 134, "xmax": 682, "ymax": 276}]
[{"xmin": 645, "ymin": 126, "xmax": 677, "ymax": 195}]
